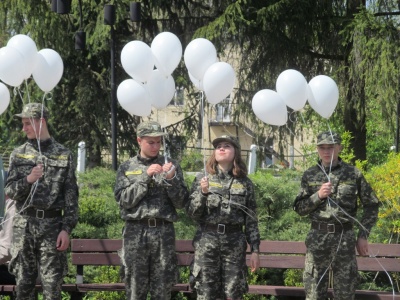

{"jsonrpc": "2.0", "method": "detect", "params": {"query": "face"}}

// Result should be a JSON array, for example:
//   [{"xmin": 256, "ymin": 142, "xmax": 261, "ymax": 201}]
[
  {"xmin": 317, "ymin": 143, "xmax": 341, "ymax": 166},
  {"xmin": 22, "ymin": 118, "xmax": 43, "ymax": 139},
  {"xmin": 215, "ymin": 142, "xmax": 235, "ymax": 164},
  {"xmin": 137, "ymin": 136, "xmax": 162, "ymax": 158}
]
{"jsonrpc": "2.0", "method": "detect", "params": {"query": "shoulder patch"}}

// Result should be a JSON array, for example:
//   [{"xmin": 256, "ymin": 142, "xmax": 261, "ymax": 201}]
[
  {"xmin": 232, "ymin": 183, "xmax": 244, "ymax": 189},
  {"xmin": 49, "ymin": 155, "xmax": 68, "ymax": 160},
  {"xmin": 209, "ymin": 182, "xmax": 223, "ymax": 188},
  {"xmin": 125, "ymin": 170, "xmax": 142, "ymax": 176},
  {"xmin": 309, "ymin": 182, "xmax": 323, "ymax": 187},
  {"xmin": 16, "ymin": 154, "xmax": 35, "ymax": 159}
]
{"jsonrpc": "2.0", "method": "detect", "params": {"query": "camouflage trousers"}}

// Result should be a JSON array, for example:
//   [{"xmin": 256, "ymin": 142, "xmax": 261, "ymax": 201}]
[
  {"xmin": 191, "ymin": 229, "xmax": 248, "ymax": 300},
  {"xmin": 9, "ymin": 216, "xmax": 67, "ymax": 300},
  {"xmin": 303, "ymin": 228, "xmax": 357, "ymax": 300},
  {"xmin": 121, "ymin": 220, "xmax": 178, "ymax": 300}
]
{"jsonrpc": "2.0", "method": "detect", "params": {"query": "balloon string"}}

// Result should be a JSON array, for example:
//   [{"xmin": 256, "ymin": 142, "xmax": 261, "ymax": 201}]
[{"xmin": 200, "ymin": 91, "xmax": 207, "ymax": 177}]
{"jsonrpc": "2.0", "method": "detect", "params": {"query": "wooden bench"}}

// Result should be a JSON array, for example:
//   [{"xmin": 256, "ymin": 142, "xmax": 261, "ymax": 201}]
[{"xmin": 1, "ymin": 239, "xmax": 399, "ymax": 299}]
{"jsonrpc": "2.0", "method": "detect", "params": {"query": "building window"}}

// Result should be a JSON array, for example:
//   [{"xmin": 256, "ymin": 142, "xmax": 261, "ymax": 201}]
[
  {"xmin": 169, "ymin": 87, "xmax": 184, "ymax": 106},
  {"xmin": 215, "ymin": 98, "xmax": 231, "ymax": 122}
]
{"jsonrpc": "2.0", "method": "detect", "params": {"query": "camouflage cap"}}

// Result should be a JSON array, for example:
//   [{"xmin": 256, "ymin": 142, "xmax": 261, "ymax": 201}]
[
  {"xmin": 14, "ymin": 103, "xmax": 48, "ymax": 119},
  {"xmin": 137, "ymin": 121, "xmax": 167, "ymax": 137},
  {"xmin": 212, "ymin": 135, "xmax": 240, "ymax": 149},
  {"xmin": 316, "ymin": 131, "xmax": 341, "ymax": 145}
]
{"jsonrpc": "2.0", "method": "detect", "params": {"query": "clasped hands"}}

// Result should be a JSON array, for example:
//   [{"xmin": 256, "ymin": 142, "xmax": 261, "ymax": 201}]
[{"xmin": 147, "ymin": 162, "xmax": 176, "ymax": 180}]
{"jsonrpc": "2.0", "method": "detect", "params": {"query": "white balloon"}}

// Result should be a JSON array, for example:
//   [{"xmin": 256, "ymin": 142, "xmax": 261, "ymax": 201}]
[
  {"xmin": 189, "ymin": 72, "xmax": 203, "ymax": 91},
  {"xmin": 7, "ymin": 34, "xmax": 38, "ymax": 79},
  {"xmin": 184, "ymin": 38, "xmax": 217, "ymax": 81},
  {"xmin": 276, "ymin": 69, "xmax": 308, "ymax": 111},
  {"xmin": 121, "ymin": 41, "xmax": 154, "ymax": 83},
  {"xmin": 117, "ymin": 79, "xmax": 152, "ymax": 117},
  {"xmin": 32, "ymin": 49, "xmax": 64, "ymax": 92},
  {"xmin": 0, "ymin": 46, "xmax": 24, "ymax": 87},
  {"xmin": 151, "ymin": 32, "xmax": 182, "ymax": 76},
  {"xmin": 252, "ymin": 89, "xmax": 288, "ymax": 126},
  {"xmin": 307, "ymin": 75, "xmax": 339, "ymax": 119},
  {"xmin": 145, "ymin": 70, "xmax": 176, "ymax": 109},
  {"xmin": 203, "ymin": 62, "xmax": 235, "ymax": 105},
  {"xmin": 0, "ymin": 83, "xmax": 10, "ymax": 115}
]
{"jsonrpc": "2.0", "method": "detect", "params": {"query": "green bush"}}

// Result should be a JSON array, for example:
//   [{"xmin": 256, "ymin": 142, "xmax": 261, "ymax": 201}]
[
  {"xmin": 73, "ymin": 168, "xmax": 123, "ymax": 239},
  {"xmin": 179, "ymin": 150, "xmax": 204, "ymax": 172}
]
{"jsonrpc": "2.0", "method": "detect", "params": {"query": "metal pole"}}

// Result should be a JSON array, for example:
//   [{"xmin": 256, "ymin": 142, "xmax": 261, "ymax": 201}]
[{"xmin": 110, "ymin": 25, "xmax": 118, "ymax": 170}]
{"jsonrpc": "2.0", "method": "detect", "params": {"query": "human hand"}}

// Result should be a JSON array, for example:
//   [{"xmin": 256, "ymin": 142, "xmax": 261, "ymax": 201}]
[
  {"xmin": 356, "ymin": 237, "xmax": 369, "ymax": 256},
  {"xmin": 163, "ymin": 162, "xmax": 176, "ymax": 179},
  {"xmin": 27, "ymin": 164, "xmax": 44, "ymax": 183},
  {"xmin": 318, "ymin": 182, "xmax": 332, "ymax": 200},
  {"xmin": 200, "ymin": 177, "xmax": 209, "ymax": 194},
  {"xmin": 146, "ymin": 164, "xmax": 163, "ymax": 177},
  {"xmin": 56, "ymin": 230, "xmax": 70, "ymax": 251},
  {"xmin": 250, "ymin": 252, "xmax": 260, "ymax": 272}
]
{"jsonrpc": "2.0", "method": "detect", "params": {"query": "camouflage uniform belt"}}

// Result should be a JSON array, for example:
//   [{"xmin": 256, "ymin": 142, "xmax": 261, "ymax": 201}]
[
  {"xmin": 311, "ymin": 221, "xmax": 353, "ymax": 233},
  {"xmin": 202, "ymin": 223, "xmax": 242, "ymax": 234},
  {"xmin": 129, "ymin": 218, "xmax": 171, "ymax": 227},
  {"xmin": 24, "ymin": 208, "xmax": 63, "ymax": 219}
]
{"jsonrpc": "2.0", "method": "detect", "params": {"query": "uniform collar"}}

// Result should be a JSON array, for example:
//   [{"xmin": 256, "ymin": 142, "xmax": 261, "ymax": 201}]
[
  {"xmin": 317, "ymin": 157, "xmax": 343, "ymax": 170},
  {"xmin": 137, "ymin": 153, "xmax": 160, "ymax": 164},
  {"xmin": 27, "ymin": 137, "xmax": 54, "ymax": 149}
]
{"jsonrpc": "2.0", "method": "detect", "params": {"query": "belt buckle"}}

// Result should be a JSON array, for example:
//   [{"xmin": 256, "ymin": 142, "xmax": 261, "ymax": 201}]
[
  {"xmin": 327, "ymin": 223, "xmax": 335, "ymax": 233},
  {"xmin": 148, "ymin": 218, "xmax": 157, "ymax": 227},
  {"xmin": 217, "ymin": 224, "xmax": 225, "ymax": 234},
  {"xmin": 36, "ymin": 209, "xmax": 45, "ymax": 219}
]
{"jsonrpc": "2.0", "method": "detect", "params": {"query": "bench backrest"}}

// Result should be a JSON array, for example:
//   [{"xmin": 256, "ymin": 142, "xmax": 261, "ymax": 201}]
[{"xmin": 71, "ymin": 239, "xmax": 400, "ymax": 272}]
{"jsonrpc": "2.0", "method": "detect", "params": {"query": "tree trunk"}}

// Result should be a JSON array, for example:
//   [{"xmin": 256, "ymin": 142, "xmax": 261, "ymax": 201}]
[{"xmin": 343, "ymin": 0, "xmax": 367, "ymax": 162}]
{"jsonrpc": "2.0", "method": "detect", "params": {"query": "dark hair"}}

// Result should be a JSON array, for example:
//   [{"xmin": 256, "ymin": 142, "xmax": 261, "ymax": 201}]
[{"xmin": 205, "ymin": 145, "xmax": 248, "ymax": 178}]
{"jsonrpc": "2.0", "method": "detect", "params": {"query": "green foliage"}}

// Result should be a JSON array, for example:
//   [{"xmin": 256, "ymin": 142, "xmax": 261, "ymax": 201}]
[
  {"xmin": 179, "ymin": 150, "xmax": 204, "ymax": 172},
  {"xmin": 284, "ymin": 269, "xmax": 303, "ymax": 287},
  {"xmin": 339, "ymin": 131, "xmax": 356, "ymax": 164},
  {"xmin": 249, "ymin": 169, "xmax": 304, "ymax": 240},
  {"xmin": 72, "ymin": 168, "xmax": 123, "ymax": 239},
  {"xmin": 364, "ymin": 153, "xmax": 400, "ymax": 243}
]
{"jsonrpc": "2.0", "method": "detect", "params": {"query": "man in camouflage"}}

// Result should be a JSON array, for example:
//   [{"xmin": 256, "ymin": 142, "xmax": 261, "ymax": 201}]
[
  {"xmin": 293, "ymin": 131, "xmax": 379, "ymax": 300},
  {"xmin": 114, "ymin": 121, "xmax": 188, "ymax": 299},
  {"xmin": 5, "ymin": 103, "xmax": 79, "ymax": 299}
]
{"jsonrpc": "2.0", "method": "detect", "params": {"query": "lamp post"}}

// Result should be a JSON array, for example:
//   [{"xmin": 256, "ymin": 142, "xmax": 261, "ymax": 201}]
[
  {"xmin": 104, "ymin": 2, "xmax": 141, "ymax": 170},
  {"xmin": 104, "ymin": 4, "xmax": 118, "ymax": 170}
]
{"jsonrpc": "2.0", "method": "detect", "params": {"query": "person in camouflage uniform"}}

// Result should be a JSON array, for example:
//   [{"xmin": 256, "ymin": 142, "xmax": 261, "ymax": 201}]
[
  {"xmin": 186, "ymin": 135, "xmax": 260, "ymax": 300},
  {"xmin": 293, "ymin": 131, "xmax": 379, "ymax": 300},
  {"xmin": 5, "ymin": 103, "xmax": 79, "ymax": 300},
  {"xmin": 114, "ymin": 121, "xmax": 188, "ymax": 300}
]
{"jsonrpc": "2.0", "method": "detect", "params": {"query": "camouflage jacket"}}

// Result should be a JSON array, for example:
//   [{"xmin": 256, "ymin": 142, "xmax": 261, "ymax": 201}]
[
  {"xmin": 293, "ymin": 158, "xmax": 379, "ymax": 239},
  {"xmin": 5, "ymin": 138, "xmax": 79, "ymax": 234},
  {"xmin": 114, "ymin": 154, "xmax": 188, "ymax": 221},
  {"xmin": 186, "ymin": 170, "xmax": 260, "ymax": 252}
]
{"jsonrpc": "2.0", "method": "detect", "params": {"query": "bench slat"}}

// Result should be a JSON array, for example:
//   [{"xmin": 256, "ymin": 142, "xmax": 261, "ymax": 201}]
[
  {"xmin": 71, "ymin": 253, "xmax": 195, "ymax": 267},
  {"xmin": 4, "ymin": 239, "xmax": 400, "ymax": 298},
  {"xmin": 71, "ymin": 239, "xmax": 195, "ymax": 252}
]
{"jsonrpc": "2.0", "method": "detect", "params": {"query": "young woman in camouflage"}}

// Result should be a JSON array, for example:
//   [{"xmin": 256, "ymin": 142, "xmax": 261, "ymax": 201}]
[
  {"xmin": 293, "ymin": 131, "xmax": 380, "ymax": 300},
  {"xmin": 186, "ymin": 135, "xmax": 260, "ymax": 300}
]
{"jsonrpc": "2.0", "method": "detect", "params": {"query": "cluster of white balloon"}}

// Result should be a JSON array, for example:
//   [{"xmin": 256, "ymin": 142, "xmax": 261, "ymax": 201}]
[
  {"xmin": 117, "ymin": 32, "xmax": 182, "ymax": 117},
  {"xmin": 117, "ymin": 34, "xmax": 236, "ymax": 116},
  {"xmin": 252, "ymin": 69, "xmax": 339, "ymax": 126},
  {"xmin": 0, "ymin": 34, "xmax": 64, "ymax": 114},
  {"xmin": 184, "ymin": 38, "xmax": 235, "ymax": 105}
]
